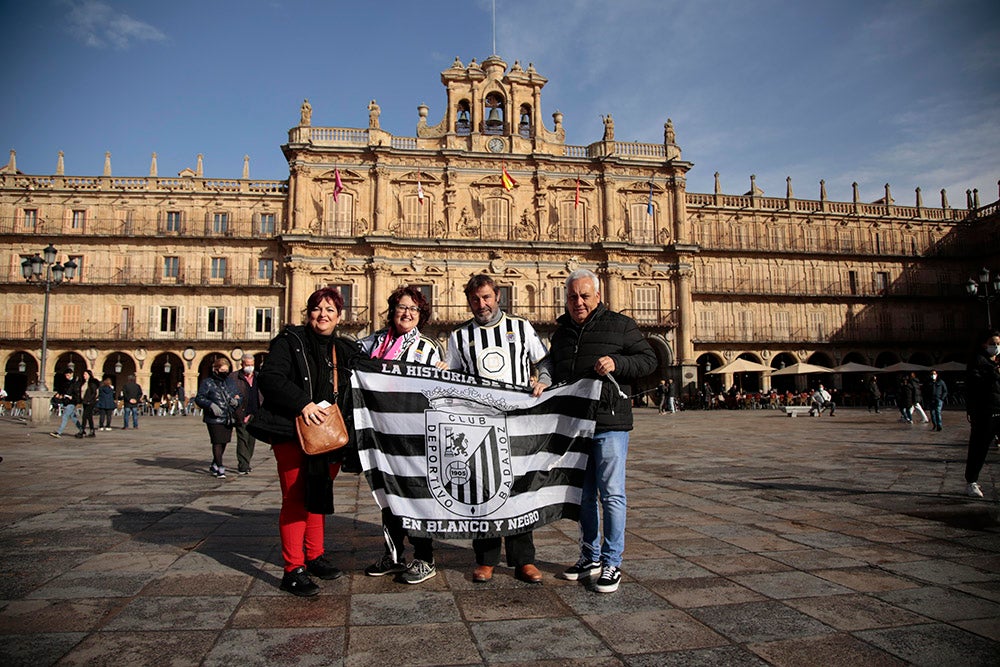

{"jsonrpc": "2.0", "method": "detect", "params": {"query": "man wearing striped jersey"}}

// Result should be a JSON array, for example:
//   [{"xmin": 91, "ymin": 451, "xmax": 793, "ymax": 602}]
[{"xmin": 446, "ymin": 274, "xmax": 552, "ymax": 584}]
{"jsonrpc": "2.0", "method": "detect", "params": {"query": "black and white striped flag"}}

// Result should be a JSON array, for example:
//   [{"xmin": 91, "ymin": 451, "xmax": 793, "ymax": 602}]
[{"xmin": 351, "ymin": 359, "xmax": 601, "ymax": 539}]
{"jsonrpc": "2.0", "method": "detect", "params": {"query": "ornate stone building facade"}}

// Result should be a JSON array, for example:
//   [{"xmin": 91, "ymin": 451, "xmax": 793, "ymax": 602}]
[{"xmin": 1, "ymin": 55, "xmax": 998, "ymax": 404}]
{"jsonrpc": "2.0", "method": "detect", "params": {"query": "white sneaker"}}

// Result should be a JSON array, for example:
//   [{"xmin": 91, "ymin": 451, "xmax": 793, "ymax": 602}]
[{"xmin": 967, "ymin": 482, "xmax": 984, "ymax": 498}]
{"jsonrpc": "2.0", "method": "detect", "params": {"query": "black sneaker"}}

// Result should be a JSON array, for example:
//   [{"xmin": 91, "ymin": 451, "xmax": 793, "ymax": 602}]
[
  {"xmin": 238, "ymin": 468, "xmax": 251, "ymax": 475},
  {"xmin": 365, "ymin": 553, "xmax": 407, "ymax": 577},
  {"xmin": 561, "ymin": 557, "xmax": 602, "ymax": 581},
  {"xmin": 280, "ymin": 566, "xmax": 319, "ymax": 597},
  {"xmin": 306, "ymin": 554, "xmax": 343, "ymax": 580},
  {"xmin": 594, "ymin": 564, "xmax": 621, "ymax": 593}
]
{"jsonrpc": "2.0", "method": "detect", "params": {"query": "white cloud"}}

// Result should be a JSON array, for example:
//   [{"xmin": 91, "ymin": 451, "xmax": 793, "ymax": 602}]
[{"xmin": 65, "ymin": 0, "xmax": 166, "ymax": 49}]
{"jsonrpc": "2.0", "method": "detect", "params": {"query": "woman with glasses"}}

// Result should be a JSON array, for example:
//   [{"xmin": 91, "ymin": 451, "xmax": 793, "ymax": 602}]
[{"xmin": 358, "ymin": 285, "xmax": 443, "ymax": 584}]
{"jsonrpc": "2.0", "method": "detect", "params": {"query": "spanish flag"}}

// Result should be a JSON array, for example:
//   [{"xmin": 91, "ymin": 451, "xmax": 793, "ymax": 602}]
[{"xmin": 501, "ymin": 163, "xmax": 517, "ymax": 191}]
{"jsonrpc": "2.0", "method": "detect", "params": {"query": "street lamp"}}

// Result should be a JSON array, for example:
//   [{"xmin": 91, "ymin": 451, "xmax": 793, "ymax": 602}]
[
  {"xmin": 966, "ymin": 267, "xmax": 1000, "ymax": 328},
  {"xmin": 21, "ymin": 244, "xmax": 77, "ymax": 391}
]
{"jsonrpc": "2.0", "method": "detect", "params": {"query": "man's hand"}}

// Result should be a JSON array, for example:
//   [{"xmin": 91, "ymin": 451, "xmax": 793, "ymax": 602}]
[
  {"xmin": 594, "ymin": 356, "xmax": 616, "ymax": 376},
  {"xmin": 529, "ymin": 381, "xmax": 549, "ymax": 398}
]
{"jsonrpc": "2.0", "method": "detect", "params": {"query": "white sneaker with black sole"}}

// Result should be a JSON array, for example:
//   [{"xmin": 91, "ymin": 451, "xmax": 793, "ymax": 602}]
[
  {"xmin": 594, "ymin": 564, "xmax": 621, "ymax": 593},
  {"xmin": 561, "ymin": 557, "xmax": 602, "ymax": 581}
]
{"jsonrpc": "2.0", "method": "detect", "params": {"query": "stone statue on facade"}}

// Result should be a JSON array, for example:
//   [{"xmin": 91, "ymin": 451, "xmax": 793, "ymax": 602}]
[
  {"xmin": 300, "ymin": 99, "xmax": 312, "ymax": 127},
  {"xmin": 602, "ymin": 114, "xmax": 614, "ymax": 141},
  {"xmin": 368, "ymin": 100, "xmax": 381, "ymax": 129},
  {"xmin": 664, "ymin": 119, "xmax": 675, "ymax": 144}
]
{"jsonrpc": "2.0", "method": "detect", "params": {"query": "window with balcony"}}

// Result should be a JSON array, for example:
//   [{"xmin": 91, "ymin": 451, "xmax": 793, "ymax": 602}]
[
  {"xmin": 558, "ymin": 200, "xmax": 585, "ymax": 241},
  {"xmin": 166, "ymin": 211, "xmax": 182, "ymax": 232},
  {"xmin": 258, "ymin": 213, "xmax": 275, "ymax": 235},
  {"xmin": 401, "ymin": 195, "xmax": 428, "ymax": 237},
  {"xmin": 210, "ymin": 257, "xmax": 227, "ymax": 281},
  {"xmin": 255, "ymin": 307, "xmax": 273, "ymax": 334},
  {"xmin": 698, "ymin": 310, "xmax": 716, "ymax": 339},
  {"xmin": 874, "ymin": 271, "xmax": 889, "ymax": 295},
  {"xmin": 160, "ymin": 306, "xmax": 178, "ymax": 333},
  {"xmin": 164, "ymin": 256, "xmax": 180, "ymax": 279},
  {"xmin": 68, "ymin": 255, "xmax": 83, "ymax": 281},
  {"xmin": 773, "ymin": 311, "xmax": 790, "ymax": 339},
  {"xmin": 257, "ymin": 259, "xmax": 274, "ymax": 281},
  {"xmin": 71, "ymin": 210, "xmax": 86, "ymax": 229},
  {"xmin": 327, "ymin": 194, "xmax": 353, "ymax": 236},
  {"xmin": 809, "ymin": 312, "xmax": 826, "ymax": 340},
  {"xmin": 207, "ymin": 307, "xmax": 226, "ymax": 333},
  {"xmin": 629, "ymin": 203, "xmax": 654, "ymax": 245},
  {"xmin": 633, "ymin": 286, "xmax": 658, "ymax": 324},
  {"xmin": 212, "ymin": 212, "xmax": 229, "ymax": 235},
  {"xmin": 23, "ymin": 209, "xmax": 37, "ymax": 230},
  {"xmin": 328, "ymin": 283, "xmax": 354, "ymax": 320},
  {"xmin": 483, "ymin": 198, "xmax": 509, "ymax": 239}
]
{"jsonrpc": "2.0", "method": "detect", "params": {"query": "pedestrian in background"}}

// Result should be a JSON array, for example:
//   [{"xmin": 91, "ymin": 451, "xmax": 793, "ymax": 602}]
[
  {"xmin": 96, "ymin": 377, "xmax": 116, "ymax": 431},
  {"xmin": 49, "ymin": 369, "xmax": 82, "ymax": 438},
  {"xmin": 964, "ymin": 330, "xmax": 1000, "ymax": 498},
  {"xmin": 229, "ymin": 354, "xmax": 260, "ymax": 475},
  {"xmin": 927, "ymin": 369, "xmax": 948, "ymax": 432},
  {"xmin": 195, "ymin": 357, "xmax": 240, "ymax": 479}
]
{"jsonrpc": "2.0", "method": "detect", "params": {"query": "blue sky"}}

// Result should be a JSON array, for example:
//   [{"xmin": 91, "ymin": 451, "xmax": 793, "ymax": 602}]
[{"xmin": 2, "ymin": 0, "xmax": 998, "ymax": 205}]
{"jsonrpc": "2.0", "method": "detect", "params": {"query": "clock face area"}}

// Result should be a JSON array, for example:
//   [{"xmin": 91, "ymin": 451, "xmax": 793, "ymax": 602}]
[{"xmin": 487, "ymin": 138, "xmax": 505, "ymax": 153}]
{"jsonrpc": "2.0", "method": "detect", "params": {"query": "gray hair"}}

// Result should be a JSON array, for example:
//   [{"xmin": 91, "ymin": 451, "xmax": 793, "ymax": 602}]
[{"xmin": 565, "ymin": 269, "xmax": 600, "ymax": 295}]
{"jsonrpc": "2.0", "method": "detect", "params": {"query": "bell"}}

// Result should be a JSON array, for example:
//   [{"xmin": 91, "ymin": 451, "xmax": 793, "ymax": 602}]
[{"xmin": 487, "ymin": 107, "xmax": 501, "ymax": 122}]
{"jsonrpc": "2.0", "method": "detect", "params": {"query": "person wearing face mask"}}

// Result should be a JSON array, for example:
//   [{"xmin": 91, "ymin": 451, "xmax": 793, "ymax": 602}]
[
  {"xmin": 195, "ymin": 357, "xmax": 241, "ymax": 479},
  {"xmin": 359, "ymin": 285, "xmax": 443, "ymax": 584},
  {"xmin": 927, "ymin": 369, "xmax": 948, "ymax": 432},
  {"xmin": 964, "ymin": 329, "xmax": 1000, "ymax": 498},
  {"xmin": 229, "ymin": 354, "xmax": 260, "ymax": 475}
]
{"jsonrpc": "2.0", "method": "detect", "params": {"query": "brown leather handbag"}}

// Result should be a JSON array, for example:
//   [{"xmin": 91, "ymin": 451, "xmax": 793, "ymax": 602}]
[{"xmin": 295, "ymin": 346, "xmax": 349, "ymax": 455}]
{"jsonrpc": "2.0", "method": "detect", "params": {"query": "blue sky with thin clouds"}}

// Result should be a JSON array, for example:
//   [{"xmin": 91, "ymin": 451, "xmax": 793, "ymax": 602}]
[{"xmin": 2, "ymin": 0, "xmax": 997, "ymax": 206}]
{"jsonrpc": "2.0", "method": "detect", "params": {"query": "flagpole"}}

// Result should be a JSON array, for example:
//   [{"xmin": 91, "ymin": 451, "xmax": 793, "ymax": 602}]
[{"xmin": 492, "ymin": 0, "xmax": 496, "ymax": 55}]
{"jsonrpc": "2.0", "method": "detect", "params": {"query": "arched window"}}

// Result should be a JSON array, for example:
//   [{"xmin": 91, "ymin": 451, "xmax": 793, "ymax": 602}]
[
  {"xmin": 326, "ymin": 193, "xmax": 354, "ymax": 236},
  {"xmin": 518, "ymin": 104, "xmax": 532, "ymax": 138},
  {"xmin": 456, "ymin": 100, "xmax": 471, "ymax": 136},
  {"xmin": 483, "ymin": 197, "xmax": 509, "ymax": 239},
  {"xmin": 484, "ymin": 93, "xmax": 505, "ymax": 135}
]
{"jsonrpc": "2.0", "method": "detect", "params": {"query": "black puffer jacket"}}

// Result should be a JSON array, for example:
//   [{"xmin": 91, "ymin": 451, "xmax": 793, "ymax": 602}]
[
  {"xmin": 248, "ymin": 325, "xmax": 357, "ymax": 445},
  {"xmin": 194, "ymin": 373, "xmax": 238, "ymax": 426},
  {"xmin": 550, "ymin": 302, "xmax": 657, "ymax": 433},
  {"xmin": 966, "ymin": 350, "xmax": 1000, "ymax": 418}
]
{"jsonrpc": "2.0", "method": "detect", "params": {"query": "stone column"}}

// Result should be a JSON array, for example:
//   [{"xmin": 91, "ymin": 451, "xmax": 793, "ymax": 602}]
[
  {"xmin": 367, "ymin": 260, "xmax": 392, "ymax": 325},
  {"xmin": 289, "ymin": 164, "xmax": 311, "ymax": 233},
  {"xmin": 672, "ymin": 176, "xmax": 689, "ymax": 245},
  {"xmin": 674, "ymin": 265, "xmax": 697, "ymax": 392},
  {"xmin": 371, "ymin": 166, "xmax": 391, "ymax": 234}
]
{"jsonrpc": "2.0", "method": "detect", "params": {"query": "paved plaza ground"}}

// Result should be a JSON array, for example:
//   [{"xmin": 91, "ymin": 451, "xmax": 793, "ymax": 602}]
[{"xmin": 0, "ymin": 406, "xmax": 997, "ymax": 666}]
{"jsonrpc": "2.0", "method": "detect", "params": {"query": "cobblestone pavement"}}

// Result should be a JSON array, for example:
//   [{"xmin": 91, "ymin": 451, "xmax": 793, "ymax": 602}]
[{"xmin": 0, "ymin": 407, "xmax": 997, "ymax": 666}]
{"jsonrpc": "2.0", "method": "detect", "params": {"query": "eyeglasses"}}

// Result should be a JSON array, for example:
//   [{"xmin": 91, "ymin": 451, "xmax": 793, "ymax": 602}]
[{"xmin": 395, "ymin": 305, "xmax": 420, "ymax": 314}]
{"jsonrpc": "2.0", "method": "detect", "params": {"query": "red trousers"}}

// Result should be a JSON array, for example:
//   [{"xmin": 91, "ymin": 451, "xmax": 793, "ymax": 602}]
[{"xmin": 272, "ymin": 440, "xmax": 341, "ymax": 572}]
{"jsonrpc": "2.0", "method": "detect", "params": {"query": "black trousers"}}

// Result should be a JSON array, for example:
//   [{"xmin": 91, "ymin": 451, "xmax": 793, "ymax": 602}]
[
  {"xmin": 381, "ymin": 508, "xmax": 433, "ymax": 563},
  {"xmin": 474, "ymin": 531, "xmax": 535, "ymax": 567},
  {"xmin": 966, "ymin": 414, "xmax": 1000, "ymax": 484}
]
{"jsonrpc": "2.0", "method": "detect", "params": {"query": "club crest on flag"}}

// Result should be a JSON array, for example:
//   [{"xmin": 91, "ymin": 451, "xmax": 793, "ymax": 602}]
[{"xmin": 425, "ymin": 406, "xmax": 513, "ymax": 517}]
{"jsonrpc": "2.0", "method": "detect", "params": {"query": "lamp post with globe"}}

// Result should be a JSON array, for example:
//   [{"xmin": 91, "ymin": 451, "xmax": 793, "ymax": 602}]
[
  {"xmin": 21, "ymin": 244, "xmax": 76, "ymax": 421},
  {"xmin": 966, "ymin": 267, "xmax": 1000, "ymax": 328}
]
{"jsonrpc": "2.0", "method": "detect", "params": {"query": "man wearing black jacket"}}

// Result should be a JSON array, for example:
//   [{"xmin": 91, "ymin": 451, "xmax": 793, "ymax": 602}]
[
  {"xmin": 549, "ymin": 269, "xmax": 657, "ymax": 593},
  {"xmin": 49, "ymin": 369, "xmax": 83, "ymax": 438}
]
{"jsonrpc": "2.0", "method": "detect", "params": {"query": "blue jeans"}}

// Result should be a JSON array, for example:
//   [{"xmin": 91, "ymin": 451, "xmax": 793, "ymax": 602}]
[
  {"xmin": 123, "ymin": 406, "xmax": 139, "ymax": 428},
  {"xmin": 930, "ymin": 399, "xmax": 944, "ymax": 429},
  {"xmin": 579, "ymin": 430, "xmax": 629, "ymax": 568},
  {"xmin": 57, "ymin": 403, "xmax": 81, "ymax": 435}
]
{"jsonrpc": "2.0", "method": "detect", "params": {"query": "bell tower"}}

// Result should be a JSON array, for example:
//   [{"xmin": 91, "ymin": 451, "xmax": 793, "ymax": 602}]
[{"xmin": 415, "ymin": 55, "xmax": 566, "ymax": 155}]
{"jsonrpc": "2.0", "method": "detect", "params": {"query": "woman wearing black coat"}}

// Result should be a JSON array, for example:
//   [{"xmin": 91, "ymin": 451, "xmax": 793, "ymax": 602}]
[
  {"xmin": 248, "ymin": 287, "xmax": 359, "ymax": 597},
  {"xmin": 195, "ymin": 356, "xmax": 240, "ymax": 479},
  {"xmin": 77, "ymin": 369, "xmax": 99, "ymax": 438}
]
